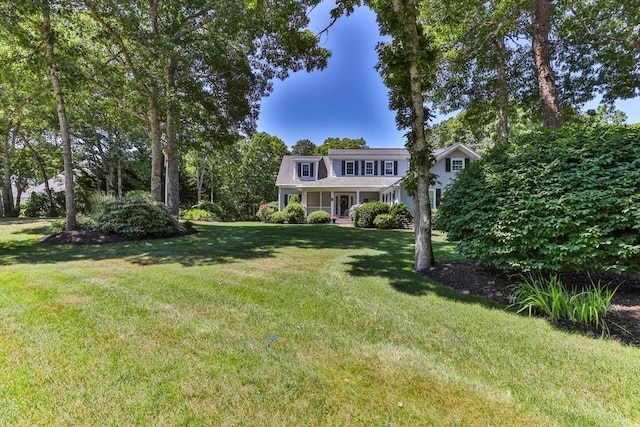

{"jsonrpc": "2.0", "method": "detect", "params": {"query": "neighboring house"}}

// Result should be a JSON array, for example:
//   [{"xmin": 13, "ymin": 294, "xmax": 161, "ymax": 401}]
[
  {"xmin": 20, "ymin": 173, "xmax": 66, "ymax": 204},
  {"xmin": 275, "ymin": 142, "xmax": 480, "ymax": 217}
]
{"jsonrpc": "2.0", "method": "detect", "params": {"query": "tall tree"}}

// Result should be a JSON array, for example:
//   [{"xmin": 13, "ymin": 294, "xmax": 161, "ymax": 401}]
[
  {"xmin": 314, "ymin": 137, "xmax": 367, "ymax": 155},
  {"xmin": 291, "ymin": 139, "xmax": 317, "ymax": 156},
  {"xmin": 84, "ymin": 0, "xmax": 331, "ymax": 215},
  {"xmin": 532, "ymin": 0, "xmax": 560, "ymax": 128},
  {"xmin": 370, "ymin": 0, "xmax": 439, "ymax": 271}
]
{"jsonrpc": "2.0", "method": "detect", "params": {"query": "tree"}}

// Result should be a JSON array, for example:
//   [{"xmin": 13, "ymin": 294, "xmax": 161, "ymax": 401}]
[
  {"xmin": 291, "ymin": 139, "xmax": 317, "ymax": 156},
  {"xmin": 84, "ymin": 0, "xmax": 331, "ymax": 215},
  {"xmin": 314, "ymin": 137, "xmax": 367, "ymax": 155},
  {"xmin": 532, "ymin": 0, "xmax": 561, "ymax": 128},
  {"xmin": 370, "ymin": 0, "xmax": 439, "ymax": 271}
]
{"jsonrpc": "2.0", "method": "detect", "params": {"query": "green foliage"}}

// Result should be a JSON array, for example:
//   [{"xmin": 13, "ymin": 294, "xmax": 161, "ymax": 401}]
[
  {"xmin": 510, "ymin": 274, "xmax": 618, "ymax": 335},
  {"xmin": 290, "ymin": 139, "xmax": 316, "ymax": 156},
  {"xmin": 192, "ymin": 201, "xmax": 226, "ymax": 221},
  {"xmin": 91, "ymin": 195, "xmax": 181, "ymax": 239},
  {"xmin": 354, "ymin": 202, "xmax": 390, "ymax": 228},
  {"xmin": 257, "ymin": 203, "xmax": 277, "ymax": 223},
  {"xmin": 307, "ymin": 210, "xmax": 331, "ymax": 224},
  {"xmin": 21, "ymin": 192, "xmax": 65, "ymax": 218},
  {"xmin": 283, "ymin": 202, "xmax": 305, "ymax": 224},
  {"xmin": 373, "ymin": 213, "xmax": 396, "ymax": 229},
  {"xmin": 288, "ymin": 194, "xmax": 301, "ymax": 204},
  {"xmin": 181, "ymin": 208, "xmax": 214, "ymax": 221},
  {"xmin": 390, "ymin": 202, "xmax": 413, "ymax": 228},
  {"xmin": 314, "ymin": 137, "xmax": 367, "ymax": 155},
  {"xmin": 269, "ymin": 211, "xmax": 286, "ymax": 224},
  {"xmin": 437, "ymin": 124, "xmax": 640, "ymax": 274}
]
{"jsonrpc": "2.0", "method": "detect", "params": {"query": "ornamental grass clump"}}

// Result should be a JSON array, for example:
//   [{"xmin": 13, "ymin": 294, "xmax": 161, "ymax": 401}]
[{"xmin": 509, "ymin": 274, "xmax": 618, "ymax": 336}]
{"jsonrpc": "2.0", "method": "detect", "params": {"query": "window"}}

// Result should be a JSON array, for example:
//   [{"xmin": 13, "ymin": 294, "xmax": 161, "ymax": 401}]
[
  {"xmin": 345, "ymin": 161, "xmax": 355, "ymax": 175},
  {"xmin": 428, "ymin": 190, "xmax": 436, "ymax": 208},
  {"xmin": 384, "ymin": 161, "xmax": 394, "ymax": 175},
  {"xmin": 300, "ymin": 163, "xmax": 311, "ymax": 177},
  {"xmin": 451, "ymin": 158, "xmax": 464, "ymax": 172},
  {"xmin": 365, "ymin": 161, "xmax": 374, "ymax": 175}
]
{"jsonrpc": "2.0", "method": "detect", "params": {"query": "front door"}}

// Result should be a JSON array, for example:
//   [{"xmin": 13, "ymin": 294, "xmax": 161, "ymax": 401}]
[{"xmin": 339, "ymin": 195, "xmax": 350, "ymax": 217}]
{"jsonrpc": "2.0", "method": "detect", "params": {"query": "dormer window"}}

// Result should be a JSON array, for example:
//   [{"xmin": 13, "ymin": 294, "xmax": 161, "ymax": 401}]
[
  {"xmin": 345, "ymin": 161, "xmax": 355, "ymax": 175},
  {"xmin": 365, "ymin": 161, "xmax": 374, "ymax": 175},
  {"xmin": 384, "ymin": 161, "xmax": 394, "ymax": 175},
  {"xmin": 301, "ymin": 163, "xmax": 311, "ymax": 177},
  {"xmin": 451, "ymin": 158, "xmax": 464, "ymax": 172}
]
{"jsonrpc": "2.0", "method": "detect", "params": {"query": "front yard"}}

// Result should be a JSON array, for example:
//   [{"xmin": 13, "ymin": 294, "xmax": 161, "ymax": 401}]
[{"xmin": 1, "ymin": 219, "xmax": 638, "ymax": 425}]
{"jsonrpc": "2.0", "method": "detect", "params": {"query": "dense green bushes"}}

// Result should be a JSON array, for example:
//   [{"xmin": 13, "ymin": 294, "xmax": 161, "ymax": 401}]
[
  {"xmin": 257, "ymin": 203, "xmax": 277, "ymax": 223},
  {"xmin": 352, "ymin": 202, "xmax": 389, "ymax": 228},
  {"xmin": 307, "ymin": 210, "xmax": 331, "ymax": 224},
  {"xmin": 436, "ymin": 124, "xmax": 640, "ymax": 274},
  {"xmin": 91, "ymin": 195, "xmax": 182, "ymax": 239},
  {"xmin": 283, "ymin": 201, "xmax": 305, "ymax": 224},
  {"xmin": 21, "ymin": 192, "xmax": 65, "ymax": 218},
  {"xmin": 351, "ymin": 202, "xmax": 412, "ymax": 229},
  {"xmin": 390, "ymin": 203, "xmax": 413, "ymax": 228}
]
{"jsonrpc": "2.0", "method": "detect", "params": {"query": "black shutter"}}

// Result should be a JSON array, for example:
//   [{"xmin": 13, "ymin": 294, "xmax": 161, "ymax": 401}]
[
  {"xmin": 374, "ymin": 161, "xmax": 378, "ymax": 175},
  {"xmin": 310, "ymin": 163, "xmax": 315, "ymax": 177},
  {"xmin": 436, "ymin": 189, "xmax": 441, "ymax": 208},
  {"xmin": 465, "ymin": 157, "xmax": 470, "ymax": 168},
  {"xmin": 355, "ymin": 161, "xmax": 359, "ymax": 175},
  {"xmin": 361, "ymin": 161, "xmax": 365, "ymax": 175},
  {"xmin": 342, "ymin": 161, "xmax": 345, "ymax": 176},
  {"xmin": 445, "ymin": 158, "xmax": 451, "ymax": 172},
  {"xmin": 394, "ymin": 161, "xmax": 398, "ymax": 175},
  {"xmin": 297, "ymin": 163, "xmax": 302, "ymax": 177}
]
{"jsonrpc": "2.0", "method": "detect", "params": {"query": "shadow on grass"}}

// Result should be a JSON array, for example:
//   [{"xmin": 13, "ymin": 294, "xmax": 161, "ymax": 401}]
[{"xmin": 0, "ymin": 220, "xmax": 497, "ymax": 308}]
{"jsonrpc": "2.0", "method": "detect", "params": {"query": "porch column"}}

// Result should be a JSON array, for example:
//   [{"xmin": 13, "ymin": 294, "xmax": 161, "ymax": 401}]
[
  {"xmin": 331, "ymin": 191, "xmax": 335, "ymax": 216},
  {"xmin": 356, "ymin": 190, "xmax": 361, "ymax": 204},
  {"xmin": 278, "ymin": 188, "xmax": 282, "ymax": 210}
]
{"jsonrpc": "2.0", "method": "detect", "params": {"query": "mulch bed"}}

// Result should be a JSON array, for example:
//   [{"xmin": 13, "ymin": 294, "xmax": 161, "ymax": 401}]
[{"xmin": 423, "ymin": 262, "xmax": 640, "ymax": 347}]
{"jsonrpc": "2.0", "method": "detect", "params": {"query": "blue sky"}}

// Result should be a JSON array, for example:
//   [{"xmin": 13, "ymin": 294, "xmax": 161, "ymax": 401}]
[{"xmin": 256, "ymin": 3, "xmax": 640, "ymax": 150}]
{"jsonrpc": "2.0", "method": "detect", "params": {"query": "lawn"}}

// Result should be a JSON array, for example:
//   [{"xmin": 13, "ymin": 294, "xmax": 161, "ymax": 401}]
[{"xmin": 1, "ymin": 219, "xmax": 639, "ymax": 426}]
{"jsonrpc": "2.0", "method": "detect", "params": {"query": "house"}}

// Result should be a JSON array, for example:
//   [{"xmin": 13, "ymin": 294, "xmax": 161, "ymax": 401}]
[
  {"xmin": 20, "ymin": 173, "xmax": 67, "ymax": 204},
  {"xmin": 275, "ymin": 142, "xmax": 480, "ymax": 217}
]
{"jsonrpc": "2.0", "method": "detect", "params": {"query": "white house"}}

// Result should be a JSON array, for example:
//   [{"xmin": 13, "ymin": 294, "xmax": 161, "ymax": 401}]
[{"xmin": 275, "ymin": 142, "xmax": 480, "ymax": 217}]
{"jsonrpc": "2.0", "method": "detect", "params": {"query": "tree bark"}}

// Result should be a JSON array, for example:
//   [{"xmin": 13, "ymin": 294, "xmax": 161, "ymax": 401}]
[
  {"xmin": 148, "ymin": 90, "xmax": 163, "ymax": 202},
  {"xmin": 391, "ymin": 0, "xmax": 435, "ymax": 272},
  {"xmin": 494, "ymin": 35, "xmax": 509, "ymax": 142},
  {"xmin": 164, "ymin": 53, "xmax": 180, "ymax": 215},
  {"xmin": 533, "ymin": 0, "xmax": 561, "ymax": 129},
  {"xmin": 42, "ymin": 2, "xmax": 76, "ymax": 228},
  {"xmin": 2, "ymin": 123, "xmax": 17, "ymax": 217}
]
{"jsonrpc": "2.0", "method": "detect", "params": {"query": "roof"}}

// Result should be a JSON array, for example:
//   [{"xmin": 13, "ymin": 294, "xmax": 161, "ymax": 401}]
[
  {"xmin": 285, "ymin": 176, "xmax": 400, "ymax": 189},
  {"xmin": 328, "ymin": 148, "xmax": 408, "ymax": 157},
  {"xmin": 434, "ymin": 142, "xmax": 481, "ymax": 161}
]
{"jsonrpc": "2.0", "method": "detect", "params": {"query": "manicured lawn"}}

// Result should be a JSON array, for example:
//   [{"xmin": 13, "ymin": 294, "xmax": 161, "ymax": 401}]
[{"xmin": 1, "ymin": 218, "xmax": 639, "ymax": 426}]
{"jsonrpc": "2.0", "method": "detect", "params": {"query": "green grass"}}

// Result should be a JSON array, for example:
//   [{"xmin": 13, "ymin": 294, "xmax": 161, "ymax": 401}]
[{"xmin": 1, "ymin": 218, "xmax": 639, "ymax": 426}]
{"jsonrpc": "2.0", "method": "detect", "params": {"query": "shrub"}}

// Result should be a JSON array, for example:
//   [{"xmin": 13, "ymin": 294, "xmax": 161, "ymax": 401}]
[
  {"xmin": 191, "ymin": 201, "xmax": 226, "ymax": 221},
  {"xmin": 308, "ymin": 210, "xmax": 331, "ymax": 224},
  {"xmin": 182, "ymin": 208, "xmax": 214, "ymax": 221},
  {"xmin": 288, "ymin": 194, "xmax": 301, "ymax": 204},
  {"xmin": 91, "ymin": 195, "xmax": 181, "ymax": 239},
  {"xmin": 283, "ymin": 202, "xmax": 305, "ymax": 224},
  {"xmin": 509, "ymin": 274, "xmax": 618, "ymax": 336},
  {"xmin": 390, "ymin": 202, "xmax": 413, "ymax": 228},
  {"xmin": 354, "ymin": 201, "xmax": 389, "ymax": 228},
  {"xmin": 348, "ymin": 203, "xmax": 362, "ymax": 226},
  {"xmin": 373, "ymin": 214, "xmax": 396, "ymax": 229},
  {"xmin": 21, "ymin": 191, "xmax": 65, "ymax": 218},
  {"xmin": 436, "ymin": 123, "xmax": 640, "ymax": 274},
  {"xmin": 257, "ymin": 203, "xmax": 277, "ymax": 223},
  {"xmin": 269, "ymin": 211, "xmax": 286, "ymax": 224}
]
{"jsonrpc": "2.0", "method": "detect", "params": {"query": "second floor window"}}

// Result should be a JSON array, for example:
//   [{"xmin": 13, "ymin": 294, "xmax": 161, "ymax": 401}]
[
  {"xmin": 345, "ymin": 161, "xmax": 355, "ymax": 175},
  {"xmin": 384, "ymin": 161, "xmax": 394, "ymax": 175},
  {"xmin": 365, "ymin": 161, "xmax": 374, "ymax": 175},
  {"xmin": 451, "ymin": 158, "xmax": 464, "ymax": 172},
  {"xmin": 301, "ymin": 163, "xmax": 311, "ymax": 177}
]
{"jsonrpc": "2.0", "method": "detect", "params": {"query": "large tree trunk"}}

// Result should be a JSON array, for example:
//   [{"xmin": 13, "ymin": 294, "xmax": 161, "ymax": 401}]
[
  {"xmin": 42, "ymin": 2, "xmax": 76, "ymax": 228},
  {"xmin": 1, "ymin": 123, "xmax": 17, "ymax": 217},
  {"xmin": 392, "ymin": 0, "xmax": 435, "ymax": 272},
  {"xmin": 494, "ymin": 35, "xmax": 509, "ymax": 142},
  {"xmin": 533, "ymin": 0, "xmax": 561, "ymax": 129},
  {"xmin": 148, "ymin": 90, "xmax": 163, "ymax": 202},
  {"xmin": 164, "ymin": 53, "xmax": 180, "ymax": 215}
]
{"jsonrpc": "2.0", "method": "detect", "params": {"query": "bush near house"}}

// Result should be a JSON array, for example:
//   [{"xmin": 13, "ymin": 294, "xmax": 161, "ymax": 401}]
[
  {"xmin": 373, "ymin": 213, "xmax": 396, "ymax": 229},
  {"xmin": 181, "ymin": 208, "xmax": 214, "ymax": 221},
  {"xmin": 307, "ymin": 210, "xmax": 331, "ymax": 224},
  {"xmin": 257, "ymin": 203, "xmax": 277, "ymax": 223},
  {"xmin": 436, "ymin": 123, "xmax": 640, "ymax": 274},
  {"xmin": 21, "ymin": 191, "xmax": 65, "ymax": 218},
  {"xmin": 390, "ymin": 202, "xmax": 413, "ymax": 228},
  {"xmin": 353, "ymin": 201, "xmax": 389, "ymax": 228},
  {"xmin": 269, "ymin": 211, "xmax": 286, "ymax": 224},
  {"xmin": 91, "ymin": 195, "xmax": 182, "ymax": 239},
  {"xmin": 283, "ymin": 201, "xmax": 305, "ymax": 224}
]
